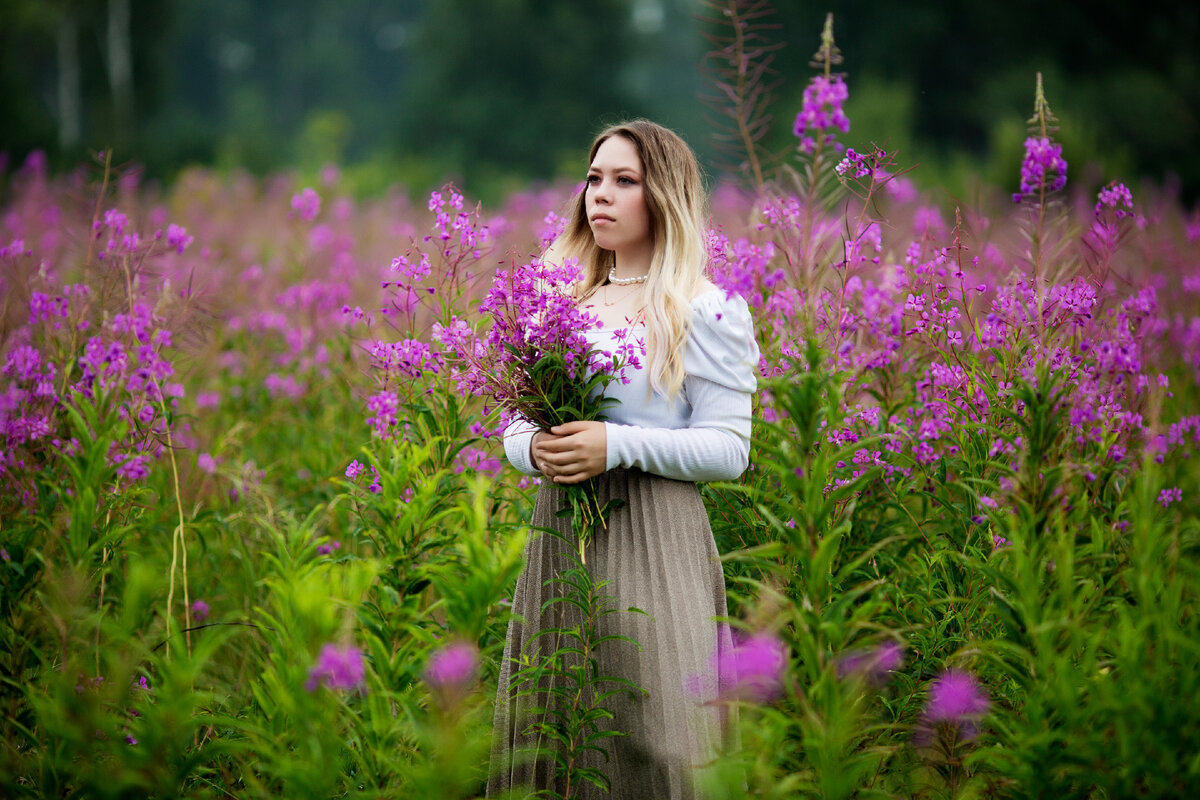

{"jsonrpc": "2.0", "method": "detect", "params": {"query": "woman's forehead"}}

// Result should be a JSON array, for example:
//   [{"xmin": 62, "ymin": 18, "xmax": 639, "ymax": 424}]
[{"xmin": 590, "ymin": 136, "xmax": 643, "ymax": 172}]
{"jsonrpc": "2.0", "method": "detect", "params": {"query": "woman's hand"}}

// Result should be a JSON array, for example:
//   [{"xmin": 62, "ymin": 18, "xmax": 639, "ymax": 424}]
[{"xmin": 531, "ymin": 421, "xmax": 607, "ymax": 484}]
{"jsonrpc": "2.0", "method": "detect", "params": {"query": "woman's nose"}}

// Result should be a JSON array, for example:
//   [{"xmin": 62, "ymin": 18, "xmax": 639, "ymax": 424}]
[{"xmin": 593, "ymin": 178, "xmax": 612, "ymax": 202}]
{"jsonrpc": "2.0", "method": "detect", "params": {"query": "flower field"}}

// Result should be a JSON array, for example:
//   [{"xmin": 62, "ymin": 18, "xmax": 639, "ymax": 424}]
[{"xmin": 4, "ymin": 65, "xmax": 1200, "ymax": 798}]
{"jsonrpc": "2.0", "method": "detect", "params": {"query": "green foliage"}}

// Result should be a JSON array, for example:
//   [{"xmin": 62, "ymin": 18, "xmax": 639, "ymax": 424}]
[{"xmin": 509, "ymin": 555, "xmax": 646, "ymax": 799}]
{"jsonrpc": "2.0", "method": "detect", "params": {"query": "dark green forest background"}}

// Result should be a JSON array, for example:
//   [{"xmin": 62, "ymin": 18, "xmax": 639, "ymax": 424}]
[{"xmin": 2, "ymin": 0, "xmax": 1197, "ymax": 202}]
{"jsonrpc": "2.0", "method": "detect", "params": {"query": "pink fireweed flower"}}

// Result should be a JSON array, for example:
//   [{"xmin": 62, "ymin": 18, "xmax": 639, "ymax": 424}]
[
  {"xmin": 1013, "ymin": 136, "xmax": 1067, "ymax": 202},
  {"xmin": 345, "ymin": 459, "xmax": 364, "ymax": 480},
  {"xmin": 316, "ymin": 540, "xmax": 341, "ymax": 556},
  {"xmin": 191, "ymin": 599, "xmax": 210, "ymax": 623},
  {"xmin": 165, "ymin": 224, "xmax": 194, "ymax": 253},
  {"xmin": 291, "ymin": 187, "xmax": 321, "ymax": 221},
  {"xmin": 837, "ymin": 640, "xmax": 905, "ymax": 685},
  {"xmin": 434, "ymin": 257, "xmax": 629, "ymax": 432},
  {"xmin": 195, "ymin": 391, "xmax": 221, "ymax": 409},
  {"xmin": 424, "ymin": 640, "xmax": 479, "ymax": 689},
  {"xmin": 453, "ymin": 446, "xmax": 502, "ymax": 476},
  {"xmin": 365, "ymin": 391, "xmax": 400, "ymax": 440},
  {"xmin": 305, "ymin": 643, "xmax": 365, "ymax": 692},
  {"xmin": 834, "ymin": 146, "xmax": 884, "ymax": 181},
  {"xmin": 1095, "ymin": 181, "xmax": 1134, "ymax": 218},
  {"xmin": 716, "ymin": 632, "xmax": 788, "ymax": 702},
  {"xmin": 920, "ymin": 669, "xmax": 990, "ymax": 742},
  {"xmin": 793, "ymin": 74, "xmax": 850, "ymax": 154},
  {"xmin": 1158, "ymin": 486, "xmax": 1183, "ymax": 508},
  {"xmin": 115, "ymin": 454, "xmax": 150, "ymax": 483}
]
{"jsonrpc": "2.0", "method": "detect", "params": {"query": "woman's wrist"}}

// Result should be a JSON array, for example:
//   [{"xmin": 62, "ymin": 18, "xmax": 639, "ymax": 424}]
[{"xmin": 529, "ymin": 431, "xmax": 545, "ymax": 472}]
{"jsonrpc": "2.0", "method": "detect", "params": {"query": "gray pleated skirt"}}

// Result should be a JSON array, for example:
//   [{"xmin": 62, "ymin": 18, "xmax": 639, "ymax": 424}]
[{"xmin": 487, "ymin": 468, "xmax": 735, "ymax": 800}]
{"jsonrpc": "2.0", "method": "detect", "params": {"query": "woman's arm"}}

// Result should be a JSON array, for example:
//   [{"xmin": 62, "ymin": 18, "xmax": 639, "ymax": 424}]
[
  {"xmin": 533, "ymin": 374, "xmax": 752, "ymax": 485},
  {"xmin": 602, "ymin": 374, "xmax": 751, "ymax": 482},
  {"xmin": 502, "ymin": 416, "xmax": 542, "ymax": 476}
]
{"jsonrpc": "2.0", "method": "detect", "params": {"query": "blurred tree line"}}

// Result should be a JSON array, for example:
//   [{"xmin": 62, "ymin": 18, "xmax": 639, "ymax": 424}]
[{"xmin": 1, "ymin": 0, "xmax": 1196, "ymax": 201}]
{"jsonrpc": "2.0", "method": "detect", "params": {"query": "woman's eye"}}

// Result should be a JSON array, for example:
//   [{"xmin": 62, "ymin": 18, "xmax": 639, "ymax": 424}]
[
  {"xmin": 586, "ymin": 174, "xmax": 601, "ymax": 185},
  {"xmin": 617, "ymin": 176, "xmax": 636, "ymax": 185}
]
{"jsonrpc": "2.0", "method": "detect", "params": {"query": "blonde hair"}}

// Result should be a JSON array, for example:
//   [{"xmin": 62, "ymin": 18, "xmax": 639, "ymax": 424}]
[{"xmin": 545, "ymin": 120, "xmax": 708, "ymax": 399}]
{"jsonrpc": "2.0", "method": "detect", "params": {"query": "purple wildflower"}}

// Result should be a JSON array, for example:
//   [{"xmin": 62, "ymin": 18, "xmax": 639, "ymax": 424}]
[
  {"xmin": 197, "ymin": 453, "xmax": 217, "ymax": 474},
  {"xmin": 834, "ymin": 147, "xmax": 881, "ymax": 180},
  {"xmin": 453, "ymin": 446, "xmax": 502, "ymax": 476},
  {"xmin": 345, "ymin": 459, "xmax": 364, "ymax": 480},
  {"xmin": 165, "ymin": 224, "xmax": 194, "ymax": 253},
  {"xmin": 191, "ymin": 599, "xmax": 210, "ymax": 623},
  {"xmin": 837, "ymin": 640, "xmax": 905, "ymax": 685},
  {"xmin": 716, "ymin": 632, "xmax": 788, "ymax": 702},
  {"xmin": 434, "ymin": 257, "xmax": 626, "ymax": 432},
  {"xmin": 793, "ymin": 74, "xmax": 850, "ymax": 154},
  {"xmin": 425, "ymin": 640, "xmax": 479, "ymax": 689},
  {"xmin": 291, "ymin": 187, "xmax": 321, "ymax": 222},
  {"xmin": 1095, "ymin": 181, "xmax": 1134, "ymax": 218},
  {"xmin": 1013, "ymin": 136, "xmax": 1067, "ymax": 203},
  {"xmin": 1158, "ymin": 486, "xmax": 1182, "ymax": 508},
  {"xmin": 920, "ymin": 669, "xmax": 990, "ymax": 742},
  {"xmin": 305, "ymin": 643, "xmax": 365, "ymax": 692},
  {"xmin": 115, "ymin": 454, "xmax": 150, "ymax": 483},
  {"xmin": 316, "ymin": 541, "xmax": 341, "ymax": 555}
]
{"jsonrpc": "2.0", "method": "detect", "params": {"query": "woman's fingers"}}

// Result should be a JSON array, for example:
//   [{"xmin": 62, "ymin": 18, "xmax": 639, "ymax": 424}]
[
  {"xmin": 533, "ymin": 422, "xmax": 606, "ymax": 483},
  {"xmin": 549, "ymin": 420, "xmax": 591, "ymax": 436}
]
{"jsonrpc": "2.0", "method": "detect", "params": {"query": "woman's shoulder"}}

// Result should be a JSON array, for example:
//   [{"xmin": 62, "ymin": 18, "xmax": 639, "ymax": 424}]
[
  {"xmin": 688, "ymin": 281, "xmax": 752, "ymax": 327},
  {"xmin": 689, "ymin": 278, "xmax": 720, "ymax": 302},
  {"xmin": 683, "ymin": 284, "xmax": 759, "ymax": 390}
]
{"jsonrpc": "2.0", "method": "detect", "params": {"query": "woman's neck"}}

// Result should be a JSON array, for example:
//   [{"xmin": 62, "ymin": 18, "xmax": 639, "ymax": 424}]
[{"xmin": 611, "ymin": 244, "xmax": 654, "ymax": 282}]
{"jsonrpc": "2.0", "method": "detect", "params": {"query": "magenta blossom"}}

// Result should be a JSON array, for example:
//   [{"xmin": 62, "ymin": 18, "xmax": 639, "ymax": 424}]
[
  {"xmin": 1158, "ymin": 486, "xmax": 1182, "ymax": 508},
  {"xmin": 716, "ymin": 632, "xmax": 788, "ymax": 702},
  {"xmin": 424, "ymin": 640, "xmax": 479, "ymax": 689},
  {"xmin": 434, "ymin": 256, "xmax": 632, "ymax": 431},
  {"xmin": 291, "ymin": 187, "xmax": 321, "ymax": 221},
  {"xmin": 305, "ymin": 643, "xmax": 365, "ymax": 692},
  {"xmin": 1013, "ymin": 136, "xmax": 1067, "ymax": 202},
  {"xmin": 793, "ymin": 74, "xmax": 850, "ymax": 154},
  {"xmin": 190, "ymin": 599, "xmax": 210, "ymax": 623},
  {"xmin": 1095, "ymin": 181, "xmax": 1134, "ymax": 218},
  {"xmin": 919, "ymin": 669, "xmax": 990, "ymax": 743},
  {"xmin": 837, "ymin": 640, "xmax": 905, "ymax": 685}
]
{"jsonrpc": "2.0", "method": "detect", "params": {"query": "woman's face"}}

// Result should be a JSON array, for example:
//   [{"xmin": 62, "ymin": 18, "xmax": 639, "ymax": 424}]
[{"xmin": 585, "ymin": 135, "xmax": 652, "ymax": 260}]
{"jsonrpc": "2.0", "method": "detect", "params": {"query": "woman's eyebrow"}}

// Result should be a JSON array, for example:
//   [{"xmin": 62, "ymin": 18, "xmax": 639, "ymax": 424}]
[{"xmin": 587, "ymin": 164, "xmax": 642, "ymax": 175}]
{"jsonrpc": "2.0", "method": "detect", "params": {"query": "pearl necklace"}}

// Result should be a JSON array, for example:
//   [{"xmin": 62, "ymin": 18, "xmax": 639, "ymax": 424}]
[{"xmin": 607, "ymin": 267, "xmax": 649, "ymax": 285}]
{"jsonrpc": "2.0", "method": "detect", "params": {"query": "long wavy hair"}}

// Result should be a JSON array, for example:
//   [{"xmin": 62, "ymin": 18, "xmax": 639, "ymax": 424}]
[{"xmin": 545, "ymin": 120, "xmax": 708, "ymax": 399}]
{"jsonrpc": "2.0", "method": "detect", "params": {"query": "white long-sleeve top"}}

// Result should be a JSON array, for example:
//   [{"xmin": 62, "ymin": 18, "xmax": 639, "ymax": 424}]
[{"xmin": 503, "ymin": 289, "xmax": 759, "ymax": 482}]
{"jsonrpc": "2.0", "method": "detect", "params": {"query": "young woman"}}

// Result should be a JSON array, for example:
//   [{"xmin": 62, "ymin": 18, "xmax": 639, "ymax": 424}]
[{"xmin": 488, "ymin": 120, "xmax": 758, "ymax": 800}]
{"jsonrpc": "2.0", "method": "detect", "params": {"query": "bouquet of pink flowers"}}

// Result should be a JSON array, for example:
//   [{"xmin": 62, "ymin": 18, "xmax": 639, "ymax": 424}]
[
  {"xmin": 434, "ymin": 256, "xmax": 638, "ymax": 434},
  {"xmin": 434, "ymin": 256, "xmax": 639, "ymax": 558}
]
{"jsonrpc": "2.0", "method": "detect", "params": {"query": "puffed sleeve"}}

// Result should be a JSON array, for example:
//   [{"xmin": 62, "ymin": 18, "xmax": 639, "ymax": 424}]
[
  {"xmin": 683, "ymin": 291, "xmax": 759, "ymax": 393},
  {"xmin": 604, "ymin": 291, "xmax": 759, "ymax": 481}
]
